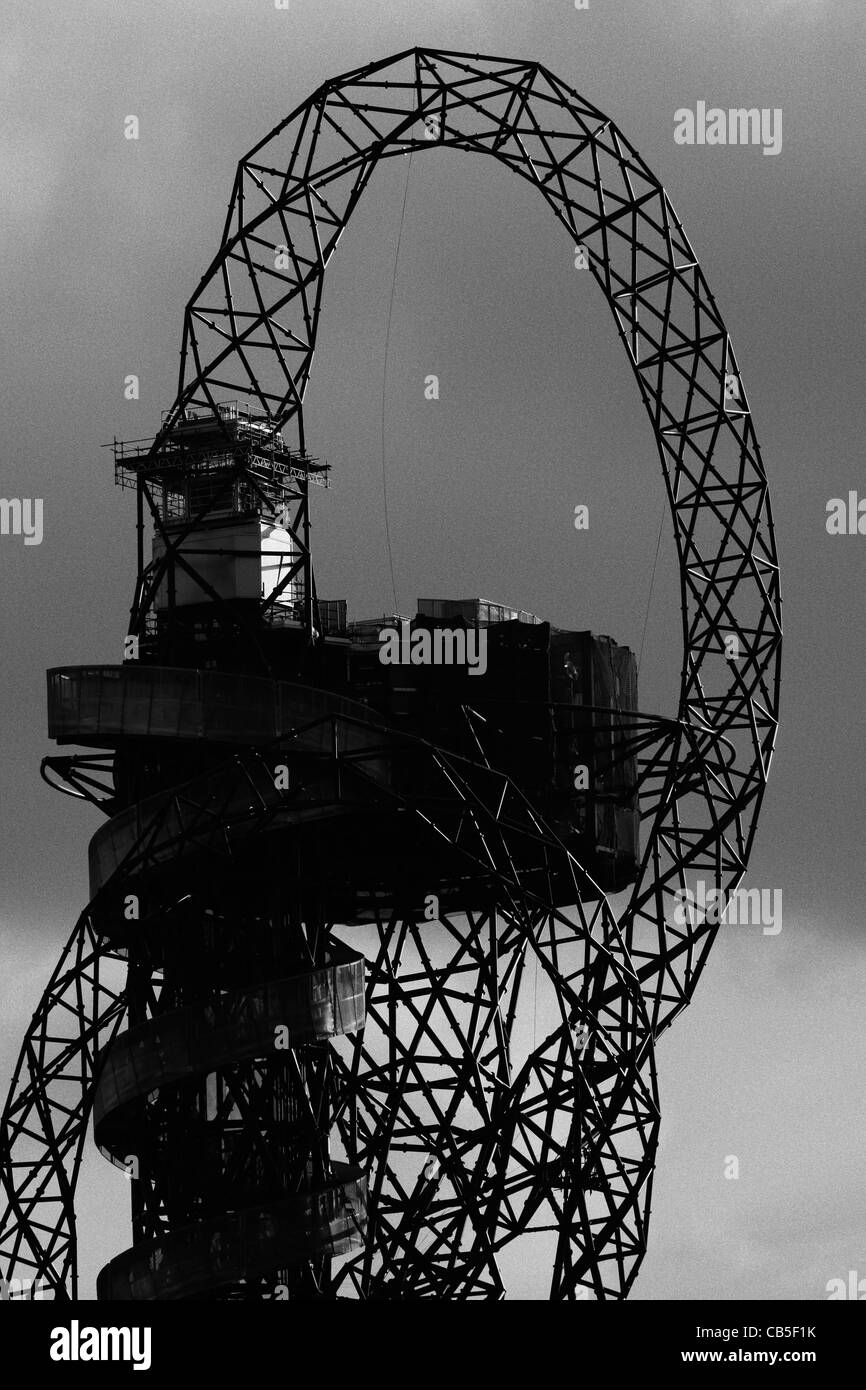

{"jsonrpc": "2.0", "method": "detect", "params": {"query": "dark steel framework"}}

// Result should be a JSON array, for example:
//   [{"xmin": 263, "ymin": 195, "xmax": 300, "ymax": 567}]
[{"xmin": 0, "ymin": 48, "xmax": 781, "ymax": 1300}]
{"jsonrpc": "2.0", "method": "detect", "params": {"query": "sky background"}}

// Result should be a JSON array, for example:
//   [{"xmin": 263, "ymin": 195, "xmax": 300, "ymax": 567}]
[{"xmin": 1, "ymin": 0, "xmax": 865, "ymax": 1299}]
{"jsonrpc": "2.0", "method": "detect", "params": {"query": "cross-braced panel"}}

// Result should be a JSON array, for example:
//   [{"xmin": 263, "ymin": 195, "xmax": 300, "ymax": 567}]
[{"xmin": 1, "ymin": 48, "xmax": 780, "ymax": 1302}]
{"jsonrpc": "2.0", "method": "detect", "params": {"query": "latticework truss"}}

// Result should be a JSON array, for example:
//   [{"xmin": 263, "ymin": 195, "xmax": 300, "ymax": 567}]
[{"xmin": 1, "ymin": 49, "xmax": 780, "ymax": 1301}]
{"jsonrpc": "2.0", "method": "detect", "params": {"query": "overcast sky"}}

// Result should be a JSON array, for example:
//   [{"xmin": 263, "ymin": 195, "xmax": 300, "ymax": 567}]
[{"xmin": 1, "ymin": 0, "xmax": 865, "ymax": 1300}]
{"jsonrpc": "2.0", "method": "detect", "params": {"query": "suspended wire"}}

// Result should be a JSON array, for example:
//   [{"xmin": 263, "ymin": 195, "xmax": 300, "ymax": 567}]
[
  {"xmin": 637, "ymin": 495, "xmax": 667, "ymax": 676},
  {"xmin": 381, "ymin": 150, "xmax": 414, "ymax": 616}
]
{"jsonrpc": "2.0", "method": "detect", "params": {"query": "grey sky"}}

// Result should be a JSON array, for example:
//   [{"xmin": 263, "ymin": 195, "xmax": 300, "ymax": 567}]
[{"xmin": 1, "ymin": 0, "xmax": 864, "ymax": 1298}]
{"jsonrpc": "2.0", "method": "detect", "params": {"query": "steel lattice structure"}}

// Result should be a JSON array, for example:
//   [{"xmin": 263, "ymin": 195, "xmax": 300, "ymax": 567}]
[{"xmin": 1, "ymin": 48, "xmax": 781, "ymax": 1301}]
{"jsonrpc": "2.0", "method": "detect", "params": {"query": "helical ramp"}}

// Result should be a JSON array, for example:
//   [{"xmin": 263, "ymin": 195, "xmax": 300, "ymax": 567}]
[{"xmin": 0, "ymin": 49, "xmax": 780, "ymax": 1300}]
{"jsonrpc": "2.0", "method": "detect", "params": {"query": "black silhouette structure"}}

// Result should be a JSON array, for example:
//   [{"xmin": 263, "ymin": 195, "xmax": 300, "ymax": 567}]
[{"xmin": 0, "ymin": 48, "xmax": 781, "ymax": 1301}]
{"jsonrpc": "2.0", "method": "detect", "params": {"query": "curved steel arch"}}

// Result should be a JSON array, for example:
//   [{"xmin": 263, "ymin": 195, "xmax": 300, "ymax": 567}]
[
  {"xmin": 159, "ymin": 46, "xmax": 782, "ymax": 1034},
  {"xmin": 1, "ymin": 49, "xmax": 781, "ymax": 1302}
]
